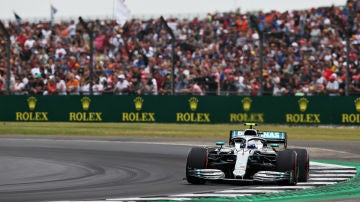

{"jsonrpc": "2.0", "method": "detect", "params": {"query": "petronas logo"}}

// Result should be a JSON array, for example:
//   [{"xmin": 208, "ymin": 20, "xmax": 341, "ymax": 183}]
[
  {"xmin": 241, "ymin": 97, "xmax": 252, "ymax": 111},
  {"xmin": 188, "ymin": 97, "xmax": 199, "ymax": 111},
  {"xmin": 81, "ymin": 97, "xmax": 91, "ymax": 111},
  {"xmin": 27, "ymin": 97, "xmax": 37, "ymax": 110},
  {"xmin": 298, "ymin": 97, "xmax": 309, "ymax": 112},
  {"xmin": 134, "ymin": 97, "xmax": 144, "ymax": 111},
  {"xmin": 354, "ymin": 98, "xmax": 360, "ymax": 112}
]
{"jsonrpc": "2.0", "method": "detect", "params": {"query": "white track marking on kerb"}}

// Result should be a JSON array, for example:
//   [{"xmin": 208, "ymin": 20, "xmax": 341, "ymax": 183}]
[
  {"xmin": 57, "ymin": 161, "xmax": 357, "ymax": 202},
  {"xmin": 105, "ymin": 197, "xmax": 191, "ymax": 201},
  {"xmin": 309, "ymin": 177, "xmax": 351, "ymax": 181},
  {"xmin": 171, "ymin": 193, "xmax": 252, "ymax": 197},
  {"xmin": 310, "ymin": 174, "xmax": 355, "ymax": 177},
  {"xmin": 217, "ymin": 189, "xmax": 281, "ymax": 193}
]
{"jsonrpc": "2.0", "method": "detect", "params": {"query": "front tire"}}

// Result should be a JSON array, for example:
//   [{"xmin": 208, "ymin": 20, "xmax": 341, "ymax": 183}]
[
  {"xmin": 276, "ymin": 149, "xmax": 298, "ymax": 185},
  {"xmin": 186, "ymin": 147, "xmax": 208, "ymax": 184},
  {"xmin": 291, "ymin": 148, "xmax": 309, "ymax": 182}
]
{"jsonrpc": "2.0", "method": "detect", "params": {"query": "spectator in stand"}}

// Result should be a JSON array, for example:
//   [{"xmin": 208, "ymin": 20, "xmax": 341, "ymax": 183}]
[
  {"xmin": 0, "ymin": 79, "xmax": 4, "ymax": 95},
  {"xmin": 92, "ymin": 78, "xmax": 104, "ymax": 95},
  {"xmin": 80, "ymin": 77, "xmax": 90, "ymax": 95},
  {"xmin": 350, "ymin": 75, "xmax": 360, "ymax": 95},
  {"xmin": 299, "ymin": 66, "xmax": 312, "ymax": 84},
  {"xmin": 54, "ymin": 42, "xmax": 67, "ymax": 60},
  {"xmin": 55, "ymin": 73, "xmax": 67, "ymax": 95},
  {"xmin": 158, "ymin": 73, "xmax": 172, "ymax": 95},
  {"xmin": 13, "ymin": 76, "xmax": 26, "ymax": 95},
  {"xmin": 43, "ymin": 77, "xmax": 57, "ymax": 95},
  {"xmin": 19, "ymin": 45, "xmax": 32, "ymax": 61},
  {"xmin": 24, "ymin": 34, "xmax": 36, "ymax": 49},
  {"xmin": 66, "ymin": 73, "xmax": 80, "ymax": 95},
  {"xmin": 175, "ymin": 73, "xmax": 189, "ymax": 94},
  {"xmin": 114, "ymin": 74, "xmax": 129, "ymax": 95},
  {"xmin": 308, "ymin": 74, "xmax": 325, "ymax": 95},
  {"xmin": 29, "ymin": 73, "xmax": 45, "ymax": 95},
  {"xmin": 234, "ymin": 70, "xmax": 244, "ymax": 94},
  {"xmin": 262, "ymin": 74, "xmax": 274, "ymax": 96},
  {"xmin": 179, "ymin": 80, "xmax": 204, "ymax": 96},
  {"xmin": 273, "ymin": 82, "xmax": 286, "ymax": 96},
  {"xmin": 221, "ymin": 75, "xmax": 237, "ymax": 96},
  {"xmin": 326, "ymin": 74, "xmax": 340, "ymax": 96},
  {"xmin": 250, "ymin": 79, "xmax": 260, "ymax": 96},
  {"xmin": 102, "ymin": 80, "xmax": 115, "ymax": 95},
  {"xmin": 136, "ymin": 74, "xmax": 157, "ymax": 95},
  {"xmin": 294, "ymin": 84, "xmax": 305, "ymax": 96}
]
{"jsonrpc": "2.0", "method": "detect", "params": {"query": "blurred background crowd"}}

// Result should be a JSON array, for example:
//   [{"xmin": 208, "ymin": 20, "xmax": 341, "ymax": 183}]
[{"xmin": 0, "ymin": 0, "xmax": 360, "ymax": 96}]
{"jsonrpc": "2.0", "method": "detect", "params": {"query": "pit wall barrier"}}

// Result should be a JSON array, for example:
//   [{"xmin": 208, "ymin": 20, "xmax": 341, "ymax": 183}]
[{"xmin": 2, "ymin": 95, "xmax": 360, "ymax": 124}]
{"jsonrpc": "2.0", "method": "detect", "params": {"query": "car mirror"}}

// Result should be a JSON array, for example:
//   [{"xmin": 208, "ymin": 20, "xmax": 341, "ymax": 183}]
[
  {"xmin": 269, "ymin": 143, "xmax": 280, "ymax": 148},
  {"xmin": 216, "ymin": 141, "xmax": 225, "ymax": 146}
]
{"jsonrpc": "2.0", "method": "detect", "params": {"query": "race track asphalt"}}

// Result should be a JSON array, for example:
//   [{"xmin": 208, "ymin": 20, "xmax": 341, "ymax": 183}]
[{"xmin": 0, "ymin": 136, "xmax": 359, "ymax": 202}]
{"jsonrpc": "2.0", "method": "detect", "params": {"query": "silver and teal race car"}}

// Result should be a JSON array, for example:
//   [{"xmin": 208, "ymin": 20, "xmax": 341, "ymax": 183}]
[{"xmin": 186, "ymin": 123, "xmax": 309, "ymax": 185}]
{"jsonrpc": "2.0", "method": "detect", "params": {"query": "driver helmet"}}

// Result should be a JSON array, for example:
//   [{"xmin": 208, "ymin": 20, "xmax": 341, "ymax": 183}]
[{"xmin": 247, "ymin": 143, "xmax": 257, "ymax": 149}]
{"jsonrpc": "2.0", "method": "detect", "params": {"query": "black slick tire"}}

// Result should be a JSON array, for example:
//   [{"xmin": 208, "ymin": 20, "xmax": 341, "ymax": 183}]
[
  {"xmin": 291, "ymin": 148, "xmax": 309, "ymax": 182},
  {"xmin": 276, "ymin": 149, "xmax": 298, "ymax": 185},
  {"xmin": 186, "ymin": 147, "xmax": 208, "ymax": 184}
]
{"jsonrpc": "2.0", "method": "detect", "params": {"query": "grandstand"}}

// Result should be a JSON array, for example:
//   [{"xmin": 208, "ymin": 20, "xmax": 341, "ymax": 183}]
[{"xmin": 0, "ymin": 0, "xmax": 359, "ymax": 96}]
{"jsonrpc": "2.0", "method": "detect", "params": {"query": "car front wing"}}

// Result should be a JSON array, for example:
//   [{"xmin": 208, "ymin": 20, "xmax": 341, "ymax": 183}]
[{"xmin": 187, "ymin": 169, "xmax": 291, "ymax": 183}]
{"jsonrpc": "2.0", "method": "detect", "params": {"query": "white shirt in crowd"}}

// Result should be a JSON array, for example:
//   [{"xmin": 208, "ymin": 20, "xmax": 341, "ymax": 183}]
[
  {"xmin": 326, "ymin": 80, "xmax": 340, "ymax": 96},
  {"xmin": 151, "ymin": 78, "xmax": 158, "ymax": 95},
  {"xmin": 56, "ymin": 79, "xmax": 67, "ymax": 95},
  {"xmin": 24, "ymin": 39, "xmax": 35, "ymax": 49},
  {"xmin": 92, "ymin": 83, "xmax": 104, "ymax": 95},
  {"xmin": 81, "ymin": 83, "xmax": 90, "ymax": 95},
  {"xmin": 114, "ymin": 79, "xmax": 129, "ymax": 95},
  {"xmin": 55, "ymin": 48, "xmax": 67, "ymax": 59},
  {"xmin": 273, "ymin": 84, "xmax": 286, "ymax": 96},
  {"xmin": 14, "ymin": 81, "xmax": 25, "ymax": 95}
]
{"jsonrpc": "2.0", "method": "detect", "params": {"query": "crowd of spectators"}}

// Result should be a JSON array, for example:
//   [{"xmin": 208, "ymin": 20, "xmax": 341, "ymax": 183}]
[{"xmin": 1, "ymin": 1, "xmax": 360, "ymax": 96}]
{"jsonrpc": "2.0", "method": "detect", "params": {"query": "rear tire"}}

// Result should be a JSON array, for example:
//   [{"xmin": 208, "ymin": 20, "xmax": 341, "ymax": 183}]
[
  {"xmin": 276, "ymin": 149, "xmax": 298, "ymax": 185},
  {"xmin": 291, "ymin": 149, "xmax": 309, "ymax": 182},
  {"xmin": 186, "ymin": 147, "xmax": 208, "ymax": 184}
]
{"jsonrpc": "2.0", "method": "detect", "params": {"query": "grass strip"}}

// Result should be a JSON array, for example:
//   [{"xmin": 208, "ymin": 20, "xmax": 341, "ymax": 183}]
[{"xmin": 0, "ymin": 122, "xmax": 359, "ymax": 141}]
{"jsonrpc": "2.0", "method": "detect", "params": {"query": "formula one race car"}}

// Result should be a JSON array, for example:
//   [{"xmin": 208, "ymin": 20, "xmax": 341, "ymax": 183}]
[{"xmin": 186, "ymin": 123, "xmax": 309, "ymax": 185}]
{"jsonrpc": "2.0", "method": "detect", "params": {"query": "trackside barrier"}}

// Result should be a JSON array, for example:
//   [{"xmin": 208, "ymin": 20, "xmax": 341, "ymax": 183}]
[{"xmin": 1, "ymin": 95, "xmax": 360, "ymax": 124}]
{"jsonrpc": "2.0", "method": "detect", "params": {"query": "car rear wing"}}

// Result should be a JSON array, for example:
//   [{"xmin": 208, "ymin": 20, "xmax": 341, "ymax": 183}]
[{"xmin": 258, "ymin": 131, "xmax": 287, "ymax": 149}]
